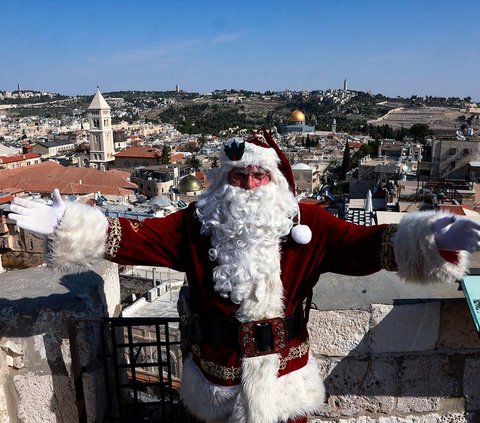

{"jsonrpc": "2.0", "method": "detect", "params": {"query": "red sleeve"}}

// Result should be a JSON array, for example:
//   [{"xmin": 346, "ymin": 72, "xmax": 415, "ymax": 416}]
[
  {"xmin": 439, "ymin": 249, "xmax": 459, "ymax": 264},
  {"xmin": 309, "ymin": 206, "xmax": 390, "ymax": 276},
  {"xmin": 104, "ymin": 207, "xmax": 191, "ymax": 271}
]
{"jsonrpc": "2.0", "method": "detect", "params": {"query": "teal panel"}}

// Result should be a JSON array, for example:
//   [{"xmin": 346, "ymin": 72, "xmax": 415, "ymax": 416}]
[{"xmin": 461, "ymin": 276, "xmax": 480, "ymax": 332}]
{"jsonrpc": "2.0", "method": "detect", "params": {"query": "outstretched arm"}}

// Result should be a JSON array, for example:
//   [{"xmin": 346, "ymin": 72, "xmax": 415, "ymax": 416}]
[
  {"xmin": 9, "ymin": 189, "xmax": 66, "ymax": 235},
  {"xmin": 433, "ymin": 215, "xmax": 480, "ymax": 253},
  {"xmin": 8, "ymin": 189, "xmax": 189, "ymax": 273},
  {"xmin": 392, "ymin": 211, "xmax": 477, "ymax": 284}
]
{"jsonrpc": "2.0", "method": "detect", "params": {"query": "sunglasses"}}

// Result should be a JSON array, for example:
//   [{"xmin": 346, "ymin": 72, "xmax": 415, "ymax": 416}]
[{"xmin": 229, "ymin": 169, "xmax": 270, "ymax": 184}]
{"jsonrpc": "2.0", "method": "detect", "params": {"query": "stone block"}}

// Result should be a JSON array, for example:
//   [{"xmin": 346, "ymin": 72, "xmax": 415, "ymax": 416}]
[
  {"xmin": 369, "ymin": 303, "xmax": 440, "ymax": 353},
  {"xmin": 396, "ymin": 397, "xmax": 442, "ymax": 414},
  {"xmin": 438, "ymin": 302, "xmax": 480, "ymax": 349},
  {"xmin": 319, "ymin": 357, "xmax": 395, "ymax": 417},
  {"xmin": 464, "ymin": 356, "xmax": 480, "ymax": 412},
  {"xmin": 309, "ymin": 412, "xmax": 467, "ymax": 422},
  {"xmin": 13, "ymin": 373, "xmax": 77, "ymax": 423},
  {"xmin": 396, "ymin": 355, "xmax": 461, "ymax": 413},
  {"xmin": 308, "ymin": 309, "xmax": 370, "ymax": 357},
  {"xmin": 0, "ymin": 385, "xmax": 11, "ymax": 423}
]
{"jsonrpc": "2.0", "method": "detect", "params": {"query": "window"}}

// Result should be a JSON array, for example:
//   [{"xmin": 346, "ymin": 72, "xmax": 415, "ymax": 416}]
[
  {"xmin": 464, "ymin": 149, "xmax": 470, "ymax": 155},
  {"xmin": 450, "ymin": 161, "xmax": 456, "ymax": 169},
  {"xmin": 448, "ymin": 148, "xmax": 457, "ymax": 155}
]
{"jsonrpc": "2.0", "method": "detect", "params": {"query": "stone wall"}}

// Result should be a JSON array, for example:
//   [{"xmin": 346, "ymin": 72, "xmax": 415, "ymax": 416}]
[
  {"xmin": 307, "ymin": 274, "xmax": 480, "ymax": 422},
  {"xmin": 0, "ymin": 261, "xmax": 120, "ymax": 423}
]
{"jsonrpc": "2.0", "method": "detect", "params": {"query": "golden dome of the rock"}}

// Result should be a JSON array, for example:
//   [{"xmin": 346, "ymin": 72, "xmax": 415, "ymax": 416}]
[
  {"xmin": 290, "ymin": 110, "xmax": 305, "ymax": 122},
  {"xmin": 178, "ymin": 174, "xmax": 202, "ymax": 193}
]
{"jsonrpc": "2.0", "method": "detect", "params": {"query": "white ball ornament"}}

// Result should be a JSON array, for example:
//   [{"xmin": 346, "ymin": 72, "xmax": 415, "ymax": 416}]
[{"xmin": 291, "ymin": 224, "xmax": 312, "ymax": 244}]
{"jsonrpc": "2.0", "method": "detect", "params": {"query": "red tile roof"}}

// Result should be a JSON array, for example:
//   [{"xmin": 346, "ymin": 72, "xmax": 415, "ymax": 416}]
[
  {"xmin": 115, "ymin": 146, "xmax": 161, "ymax": 158},
  {"xmin": 0, "ymin": 153, "xmax": 41, "ymax": 164},
  {"xmin": 438, "ymin": 205, "xmax": 466, "ymax": 216},
  {"xmin": 348, "ymin": 141, "xmax": 362, "ymax": 149},
  {"xmin": 170, "ymin": 153, "xmax": 184, "ymax": 162},
  {"xmin": 0, "ymin": 195, "xmax": 14, "ymax": 205},
  {"xmin": 0, "ymin": 161, "xmax": 137, "ymax": 196}
]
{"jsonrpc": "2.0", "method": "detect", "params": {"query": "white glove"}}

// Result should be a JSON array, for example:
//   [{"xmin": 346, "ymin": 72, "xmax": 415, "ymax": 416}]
[
  {"xmin": 433, "ymin": 215, "xmax": 480, "ymax": 253},
  {"xmin": 9, "ymin": 189, "xmax": 66, "ymax": 235}
]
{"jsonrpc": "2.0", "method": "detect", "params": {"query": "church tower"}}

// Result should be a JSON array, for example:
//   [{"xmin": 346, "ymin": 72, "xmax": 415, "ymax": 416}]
[
  {"xmin": 88, "ymin": 88, "xmax": 114, "ymax": 171},
  {"xmin": 343, "ymin": 78, "xmax": 348, "ymax": 91}
]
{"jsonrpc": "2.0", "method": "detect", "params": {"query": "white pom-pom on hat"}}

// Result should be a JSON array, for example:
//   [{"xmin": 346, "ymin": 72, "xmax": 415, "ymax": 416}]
[
  {"xmin": 291, "ymin": 224, "xmax": 312, "ymax": 244},
  {"xmin": 291, "ymin": 204, "xmax": 312, "ymax": 244}
]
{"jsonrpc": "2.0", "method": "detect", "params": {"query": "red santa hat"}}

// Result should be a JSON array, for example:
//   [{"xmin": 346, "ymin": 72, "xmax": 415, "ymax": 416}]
[{"xmin": 220, "ymin": 128, "xmax": 312, "ymax": 244}]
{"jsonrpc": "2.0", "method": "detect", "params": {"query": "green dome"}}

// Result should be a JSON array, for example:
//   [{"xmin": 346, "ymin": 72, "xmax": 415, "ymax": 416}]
[{"xmin": 178, "ymin": 174, "xmax": 202, "ymax": 193}]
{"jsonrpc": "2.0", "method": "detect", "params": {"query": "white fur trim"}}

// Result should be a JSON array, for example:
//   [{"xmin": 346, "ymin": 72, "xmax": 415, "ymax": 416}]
[
  {"xmin": 221, "ymin": 139, "xmax": 280, "ymax": 173},
  {"xmin": 47, "ymin": 202, "xmax": 108, "ymax": 273},
  {"xmin": 180, "ymin": 357, "xmax": 240, "ymax": 423},
  {"xmin": 393, "ymin": 211, "xmax": 469, "ymax": 284},
  {"xmin": 180, "ymin": 355, "xmax": 325, "ymax": 423}
]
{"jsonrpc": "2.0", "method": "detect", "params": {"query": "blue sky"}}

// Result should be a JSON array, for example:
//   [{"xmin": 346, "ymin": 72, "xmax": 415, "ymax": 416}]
[{"xmin": 1, "ymin": 0, "xmax": 479, "ymax": 100}]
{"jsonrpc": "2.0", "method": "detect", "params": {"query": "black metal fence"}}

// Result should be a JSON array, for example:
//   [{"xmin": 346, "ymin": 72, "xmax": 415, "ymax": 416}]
[{"xmin": 68, "ymin": 316, "xmax": 190, "ymax": 423}]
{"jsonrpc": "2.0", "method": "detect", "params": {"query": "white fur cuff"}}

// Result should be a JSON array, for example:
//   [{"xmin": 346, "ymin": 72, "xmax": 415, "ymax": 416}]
[
  {"xmin": 47, "ymin": 202, "xmax": 108, "ymax": 273},
  {"xmin": 393, "ymin": 211, "xmax": 469, "ymax": 284},
  {"xmin": 180, "ymin": 355, "xmax": 325, "ymax": 423}
]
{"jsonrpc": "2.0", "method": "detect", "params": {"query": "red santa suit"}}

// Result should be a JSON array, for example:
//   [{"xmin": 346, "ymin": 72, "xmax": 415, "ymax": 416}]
[{"xmin": 45, "ymin": 131, "xmax": 469, "ymax": 423}]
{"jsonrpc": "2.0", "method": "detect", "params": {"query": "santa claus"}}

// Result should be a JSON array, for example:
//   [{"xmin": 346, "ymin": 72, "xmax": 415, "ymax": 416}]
[{"xmin": 9, "ymin": 128, "xmax": 480, "ymax": 423}]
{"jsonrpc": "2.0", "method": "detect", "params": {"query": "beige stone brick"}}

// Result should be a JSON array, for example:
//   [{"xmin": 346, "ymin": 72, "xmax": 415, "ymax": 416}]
[
  {"xmin": 438, "ymin": 302, "xmax": 480, "ymax": 349},
  {"xmin": 308, "ymin": 309, "xmax": 370, "ymax": 357},
  {"xmin": 464, "ymin": 356, "xmax": 480, "ymax": 411},
  {"xmin": 309, "ymin": 411, "xmax": 467, "ymax": 422},
  {"xmin": 370, "ymin": 303, "xmax": 440, "ymax": 353},
  {"xmin": 318, "ymin": 358, "xmax": 396, "ymax": 417}
]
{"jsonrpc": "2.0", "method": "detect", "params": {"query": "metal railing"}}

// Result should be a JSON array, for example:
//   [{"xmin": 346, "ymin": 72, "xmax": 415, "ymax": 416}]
[{"xmin": 68, "ymin": 316, "xmax": 189, "ymax": 423}]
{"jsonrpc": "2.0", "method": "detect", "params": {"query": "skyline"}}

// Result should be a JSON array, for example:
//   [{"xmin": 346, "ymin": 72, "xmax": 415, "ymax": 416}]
[{"xmin": 1, "ymin": 0, "xmax": 479, "ymax": 101}]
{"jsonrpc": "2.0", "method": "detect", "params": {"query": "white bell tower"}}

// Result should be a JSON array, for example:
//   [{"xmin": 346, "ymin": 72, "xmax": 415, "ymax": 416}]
[{"xmin": 88, "ymin": 87, "xmax": 115, "ymax": 170}]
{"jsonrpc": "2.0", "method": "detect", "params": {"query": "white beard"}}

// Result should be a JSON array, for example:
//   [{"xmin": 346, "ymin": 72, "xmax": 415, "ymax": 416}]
[{"xmin": 196, "ymin": 179, "xmax": 298, "ymax": 321}]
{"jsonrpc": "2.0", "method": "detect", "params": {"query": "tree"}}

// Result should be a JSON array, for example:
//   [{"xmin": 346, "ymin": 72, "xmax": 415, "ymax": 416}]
[
  {"xmin": 409, "ymin": 123, "xmax": 433, "ymax": 143},
  {"xmin": 340, "ymin": 142, "xmax": 351, "ymax": 179},
  {"xmin": 160, "ymin": 145, "xmax": 171, "ymax": 164},
  {"xmin": 187, "ymin": 154, "xmax": 201, "ymax": 171}
]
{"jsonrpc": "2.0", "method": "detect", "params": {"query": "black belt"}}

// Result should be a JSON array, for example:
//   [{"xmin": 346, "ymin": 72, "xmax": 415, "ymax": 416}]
[{"xmin": 198, "ymin": 307, "xmax": 305, "ymax": 357}]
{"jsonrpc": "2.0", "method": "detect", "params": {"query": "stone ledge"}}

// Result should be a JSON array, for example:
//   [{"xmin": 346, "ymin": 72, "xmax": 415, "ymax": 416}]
[{"xmin": 0, "ymin": 261, "xmax": 120, "ymax": 423}]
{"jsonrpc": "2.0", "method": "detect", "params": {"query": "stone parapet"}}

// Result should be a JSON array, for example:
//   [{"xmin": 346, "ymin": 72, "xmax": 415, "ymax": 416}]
[
  {"xmin": 0, "ymin": 261, "xmax": 120, "ymax": 423},
  {"xmin": 308, "ymin": 299, "xmax": 480, "ymax": 421}
]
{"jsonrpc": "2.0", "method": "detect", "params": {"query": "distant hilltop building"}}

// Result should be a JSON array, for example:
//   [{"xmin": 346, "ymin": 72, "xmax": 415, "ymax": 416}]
[
  {"xmin": 343, "ymin": 78, "xmax": 348, "ymax": 91},
  {"xmin": 88, "ymin": 88, "xmax": 115, "ymax": 171},
  {"xmin": 282, "ymin": 110, "xmax": 315, "ymax": 134}
]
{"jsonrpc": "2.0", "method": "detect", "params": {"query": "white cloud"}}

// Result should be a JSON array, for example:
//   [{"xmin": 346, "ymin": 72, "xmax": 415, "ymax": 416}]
[{"xmin": 95, "ymin": 32, "xmax": 247, "ymax": 66}]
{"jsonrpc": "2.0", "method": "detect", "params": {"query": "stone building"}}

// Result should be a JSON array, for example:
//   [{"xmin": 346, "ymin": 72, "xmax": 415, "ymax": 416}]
[
  {"xmin": 292, "ymin": 162, "xmax": 317, "ymax": 193},
  {"xmin": 88, "ymin": 88, "xmax": 115, "ymax": 170},
  {"xmin": 113, "ymin": 146, "xmax": 163, "ymax": 169},
  {"xmin": 31, "ymin": 140, "xmax": 76, "ymax": 159},
  {"xmin": 431, "ymin": 136, "xmax": 480, "ymax": 180},
  {"xmin": 0, "ymin": 153, "xmax": 41, "ymax": 169},
  {"xmin": 130, "ymin": 164, "xmax": 192, "ymax": 197}
]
